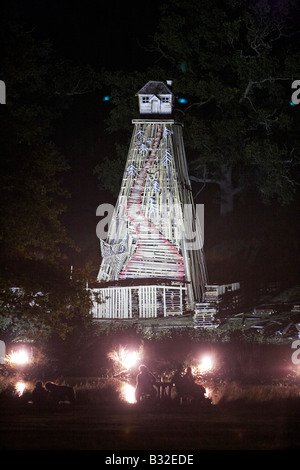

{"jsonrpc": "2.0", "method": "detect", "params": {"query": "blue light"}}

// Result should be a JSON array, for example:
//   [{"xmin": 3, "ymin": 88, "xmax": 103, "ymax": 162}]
[
  {"xmin": 102, "ymin": 95, "xmax": 111, "ymax": 102},
  {"xmin": 289, "ymin": 101, "xmax": 295, "ymax": 106},
  {"xmin": 180, "ymin": 62, "xmax": 187, "ymax": 73},
  {"xmin": 178, "ymin": 98, "xmax": 188, "ymax": 104}
]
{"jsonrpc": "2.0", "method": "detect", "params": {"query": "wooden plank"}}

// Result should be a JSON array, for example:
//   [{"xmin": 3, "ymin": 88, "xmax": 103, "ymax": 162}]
[{"xmin": 95, "ymin": 118, "xmax": 207, "ymax": 318}]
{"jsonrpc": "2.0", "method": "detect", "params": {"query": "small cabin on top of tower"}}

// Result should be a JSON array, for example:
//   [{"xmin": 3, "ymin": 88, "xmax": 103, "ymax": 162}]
[{"xmin": 136, "ymin": 80, "xmax": 174, "ymax": 115}]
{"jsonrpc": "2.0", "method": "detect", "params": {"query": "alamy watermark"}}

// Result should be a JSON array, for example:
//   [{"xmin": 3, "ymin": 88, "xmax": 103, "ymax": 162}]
[
  {"xmin": 291, "ymin": 340, "xmax": 300, "ymax": 365},
  {"xmin": 291, "ymin": 80, "xmax": 300, "ymax": 105},
  {"xmin": 96, "ymin": 202, "xmax": 204, "ymax": 250},
  {"xmin": 0, "ymin": 80, "xmax": 6, "ymax": 104}
]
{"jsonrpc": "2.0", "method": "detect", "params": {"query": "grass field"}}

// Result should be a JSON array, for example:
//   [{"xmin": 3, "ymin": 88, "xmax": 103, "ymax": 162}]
[{"xmin": 1, "ymin": 380, "xmax": 300, "ymax": 450}]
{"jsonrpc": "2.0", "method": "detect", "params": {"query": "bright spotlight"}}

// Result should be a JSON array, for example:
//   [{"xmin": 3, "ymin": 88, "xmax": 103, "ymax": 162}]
[
  {"xmin": 199, "ymin": 355, "xmax": 213, "ymax": 373},
  {"xmin": 7, "ymin": 349, "xmax": 30, "ymax": 366},
  {"xmin": 123, "ymin": 351, "xmax": 139, "ymax": 370},
  {"xmin": 108, "ymin": 346, "xmax": 141, "ymax": 371}
]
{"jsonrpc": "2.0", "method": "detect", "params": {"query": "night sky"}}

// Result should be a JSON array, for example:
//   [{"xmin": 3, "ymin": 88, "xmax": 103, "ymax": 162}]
[
  {"xmin": 14, "ymin": 0, "xmax": 162, "ymax": 268},
  {"xmin": 20, "ymin": 0, "xmax": 158, "ymax": 68}
]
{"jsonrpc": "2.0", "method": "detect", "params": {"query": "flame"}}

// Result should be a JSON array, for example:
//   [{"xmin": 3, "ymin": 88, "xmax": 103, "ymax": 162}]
[
  {"xmin": 15, "ymin": 381, "xmax": 26, "ymax": 396},
  {"xmin": 121, "ymin": 383, "xmax": 136, "ymax": 404}
]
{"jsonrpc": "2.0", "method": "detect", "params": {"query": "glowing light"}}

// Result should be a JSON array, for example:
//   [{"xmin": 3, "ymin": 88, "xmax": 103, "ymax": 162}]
[
  {"xmin": 180, "ymin": 62, "xmax": 187, "ymax": 73},
  {"xmin": 7, "ymin": 349, "xmax": 30, "ymax": 366},
  {"xmin": 121, "ymin": 383, "xmax": 136, "ymax": 404},
  {"xmin": 124, "ymin": 351, "xmax": 139, "ymax": 369},
  {"xmin": 178, "ymin": 98, "xmax": 187, "ymax": 104},
  {"xmin": 108, "ymin": 346, "xmax": 141, "ymax": 371},
  {"xmin": 198, "ymin": 355, "xmax": 214, "ymax": 374},
  {"xmin": 15, "ymin": 381, "xmax": 26, "ymax": 396},
  {"xmin": 102, "ymin": 95, "xmax": 111, "ymax": 102}
]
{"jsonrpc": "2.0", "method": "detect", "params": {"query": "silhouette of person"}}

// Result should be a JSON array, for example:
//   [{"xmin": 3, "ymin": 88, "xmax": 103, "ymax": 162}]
[
  {"xmin": 45, "ymin": 381, "xmax": 75, "ymax": 404},
  {"xmin": 183, "ymin": 367, "xmax": 196, "ymax": 385},
  {"xmin": 172, "ymin": 363, "xmax": 185, "ymax": 395},
  {"xmin": 135, "ymin": 365, "xmax": 157, "ymax": 402},
  {"xmin": 31, "ymin": 381, "xmax": 48, "ymax": 405},
  {"xmin": 183, "ymin": 367, "xmax": 206, "ymax": 399}
]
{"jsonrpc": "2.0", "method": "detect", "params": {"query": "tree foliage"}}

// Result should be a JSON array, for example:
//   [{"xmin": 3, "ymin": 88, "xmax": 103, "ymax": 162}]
[
  {"xmin": 96, "ymin": 0, "xmax": 300, "ymax": 215},
  {"xmin": 0, "ymin": 21, "xmax": 70, "ymax": 261},
  {"xmin": 0, "ymin": 13, "xmax": 99, "ymax": 340},
  {"xmin": 0, "ymin": 263, "xmax": 92, "ymax": 342}
]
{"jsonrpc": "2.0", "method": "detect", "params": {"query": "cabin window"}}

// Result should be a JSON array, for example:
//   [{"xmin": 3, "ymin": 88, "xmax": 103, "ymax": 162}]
[
  {"xmin": 142, "ymin": 96, "xmax": 150, "ymax": 103},
  {"xmin": 161, "ymin": 97, "xmax": 170, "ymax": 103}
]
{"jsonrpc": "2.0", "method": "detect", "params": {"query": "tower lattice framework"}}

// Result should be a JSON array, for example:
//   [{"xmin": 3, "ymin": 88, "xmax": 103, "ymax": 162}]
[{"xmin": 92, "ymin": 83, "xmax": 208, "ymax": 319}]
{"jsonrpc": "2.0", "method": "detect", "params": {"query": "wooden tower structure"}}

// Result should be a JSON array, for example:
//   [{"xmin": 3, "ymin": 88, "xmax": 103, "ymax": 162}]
[{"xmin": 91, "ymin": 81, "xmax": 208, "ymax": 319}]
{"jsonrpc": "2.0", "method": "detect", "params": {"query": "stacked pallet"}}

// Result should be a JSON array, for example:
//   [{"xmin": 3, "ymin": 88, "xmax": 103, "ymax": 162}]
[
  {"xmin": 119, "ymin": 123, "xmax": 185, "ymax": 280},
  {"xmin": 194, "ymin": 285, "xmax": 219, "ymax": 328}
]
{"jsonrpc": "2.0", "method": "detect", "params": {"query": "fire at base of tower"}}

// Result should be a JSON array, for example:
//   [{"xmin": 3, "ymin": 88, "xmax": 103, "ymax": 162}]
[{"xmin": 90, "ymin": 81, "xmax": 208, "ymax": 320}]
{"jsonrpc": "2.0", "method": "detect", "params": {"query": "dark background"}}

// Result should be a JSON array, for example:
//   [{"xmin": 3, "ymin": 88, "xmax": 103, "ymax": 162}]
[
  {"xmin": 17, "ymin": 0, "xmax": 161, "ymax": 267},
  {"xmin": 3, "ymin": 0, "xmax": 299, "ymax": 295}
]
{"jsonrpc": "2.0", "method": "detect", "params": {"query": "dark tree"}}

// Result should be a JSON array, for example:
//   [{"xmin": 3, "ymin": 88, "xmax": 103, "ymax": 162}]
[
  {"xmin": 0, "ymin": 11, "xmax": 99, "ymax": 340},
  {"xmin": 96, "ymin": 0, "xmax": 300, "ymax": 216}
]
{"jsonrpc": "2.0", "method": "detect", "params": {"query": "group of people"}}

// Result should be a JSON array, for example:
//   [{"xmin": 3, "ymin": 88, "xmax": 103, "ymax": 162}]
[
  {"xmin": 30, "ymin": 380, "xmax": 75, "ymax": 405},
  {"xmin": 30, "ymin": 365, "xmax": 206, "ymax": 406},
  {"xmin": 172, "ymin": 364, "xmax": 206, "ymax": 401},
  {"xmin": 134, "ymin": 363, "xmax": 207, "ymax": 404}
]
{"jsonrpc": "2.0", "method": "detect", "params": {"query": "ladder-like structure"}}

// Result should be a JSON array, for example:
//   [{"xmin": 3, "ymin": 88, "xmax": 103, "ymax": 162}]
[
  {"xmin": 119, "ymin": 123, "xmax": 184, "ymax": 281},
  {"xmin": 91, "ymin": 82, "xmax": 208, "ymax": 319}
]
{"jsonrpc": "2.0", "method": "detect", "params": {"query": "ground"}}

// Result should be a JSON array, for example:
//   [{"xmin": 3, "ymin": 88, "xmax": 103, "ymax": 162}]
[{"xmin": 1, "ymin": 399, "xmax": 300, "ymax": 450}]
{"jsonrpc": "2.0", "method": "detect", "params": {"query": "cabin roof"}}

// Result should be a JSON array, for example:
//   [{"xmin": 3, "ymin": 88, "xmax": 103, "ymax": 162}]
[{"xmin": 136, "ymin": 81, "xmax": 173, "ymax": 96}]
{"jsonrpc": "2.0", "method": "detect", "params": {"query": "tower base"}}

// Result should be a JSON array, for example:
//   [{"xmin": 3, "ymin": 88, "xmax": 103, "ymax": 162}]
[{"xmin": 90, "ymin": 279, "xmax": 188, "ymax": 319}]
